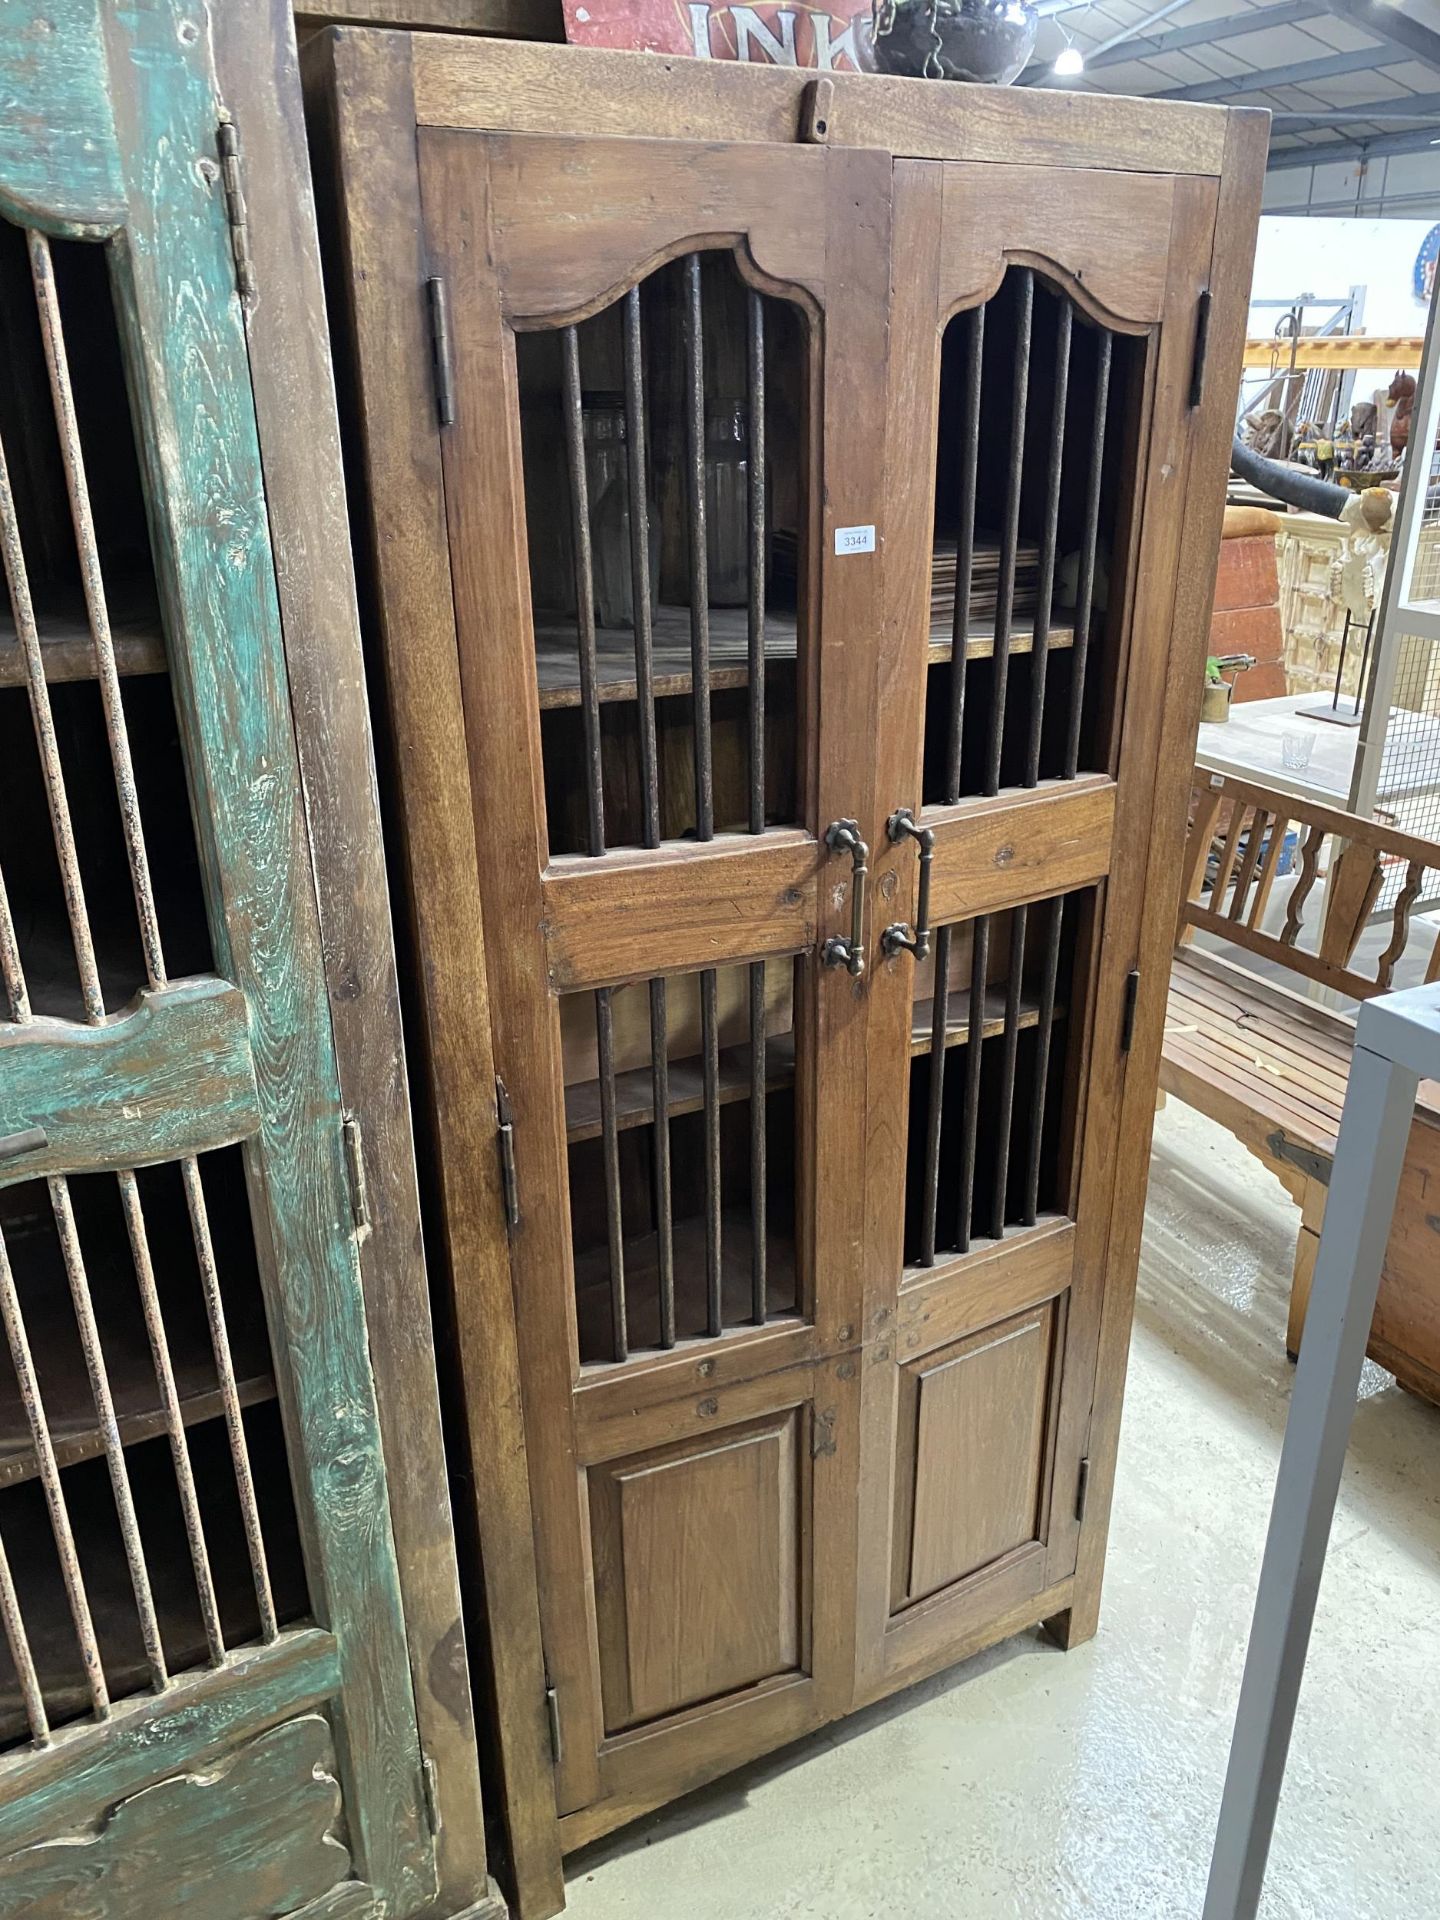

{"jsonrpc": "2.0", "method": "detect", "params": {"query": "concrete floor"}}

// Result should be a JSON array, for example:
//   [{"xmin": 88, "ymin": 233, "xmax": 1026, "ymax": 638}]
[{"xmin": 562, "ymin": 1104, "xmax": 1440, "ymax": 1920}]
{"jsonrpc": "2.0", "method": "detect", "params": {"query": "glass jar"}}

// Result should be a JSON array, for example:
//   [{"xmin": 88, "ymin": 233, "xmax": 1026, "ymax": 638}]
[
  {"xmin": 705, "ymin": 399, "xmax": 751, "ymax": 609},
  {"xmin": 584, "ymin": 393, "xmax": 659, "ymax": 631}
]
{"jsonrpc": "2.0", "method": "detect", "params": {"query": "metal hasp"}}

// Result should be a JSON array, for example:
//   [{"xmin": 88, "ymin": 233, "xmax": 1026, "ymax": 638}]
[
  {"xmin": 1205, "ymin": 979, "xmax": 1440, "ymax": 1920},
  {"xmin": 822, "ymin": 818, "xmax": 869, "ymax": 976},
  {"xmin": 881, "ymin": 807, "xmax": 935, "ymax": 962}
]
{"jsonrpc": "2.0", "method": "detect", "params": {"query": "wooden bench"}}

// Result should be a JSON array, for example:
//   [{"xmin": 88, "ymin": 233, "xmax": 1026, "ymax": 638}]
[{"xmin": 1160, "ymin": 768, "xmax": 1440, "ymax": 1403}]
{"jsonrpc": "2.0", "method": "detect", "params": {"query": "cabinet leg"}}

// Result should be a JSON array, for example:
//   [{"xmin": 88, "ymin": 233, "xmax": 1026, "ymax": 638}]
[{"xmin": 1044, "ymin": 1583, "xmax": 1100, "ymax": 1652}]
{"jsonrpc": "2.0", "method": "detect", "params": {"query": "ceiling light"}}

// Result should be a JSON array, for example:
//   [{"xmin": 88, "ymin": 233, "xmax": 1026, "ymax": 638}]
[{"xmin": 1053, "ymin": 45, "xmax": 1085, "ymax": 76}]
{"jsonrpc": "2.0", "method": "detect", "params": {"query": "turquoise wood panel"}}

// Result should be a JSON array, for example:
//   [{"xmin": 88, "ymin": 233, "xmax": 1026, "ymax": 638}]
[
  {"xmin": 0, "ymin": 978, "xmax": 259, "ymax": 1189},
  {"xmin": 0, "ymin": 3, "xmax": 436, "ymax": 1913}
]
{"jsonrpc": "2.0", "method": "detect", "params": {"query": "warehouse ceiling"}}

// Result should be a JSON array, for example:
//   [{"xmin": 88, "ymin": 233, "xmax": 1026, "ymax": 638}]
[{"xmin": 1020, "ymin": 0, "xmax": 1440, "ymax": 174}]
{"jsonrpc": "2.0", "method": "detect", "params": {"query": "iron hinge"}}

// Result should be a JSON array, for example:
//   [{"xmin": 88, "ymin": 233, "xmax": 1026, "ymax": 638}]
[
  {"xmin": 1075, "ymin": 1455, "xmax": 1091, "ymax": 1524},
  {"xmin": 421, "ymin": 1754, "xmax": 442, "ymax": 1840},
  {"xmin": 1188, "ymin": 287, "xmax": 1212, "ymax": 409},
  {"xmin": 216, "ymin": 118, "xmax": 255, "ymax": 302},
  {"xmin": 544, "ymin": 1678, "xmax": 563, "ymax": 1768},
  {"xmin": 342, "ymin": 1116, "xmax": 371, "ymax": 1241},
  {"xmin": 427, "ymin": 275, "xmax": 456, "ymax": 428},
  {"xmin": 1121, "ymin": 968, "xmax": 1141, "ymax": 1053},
  {"xmin": 496, "ymin": 1077, "xmax": 520, "ymax": 1231}
]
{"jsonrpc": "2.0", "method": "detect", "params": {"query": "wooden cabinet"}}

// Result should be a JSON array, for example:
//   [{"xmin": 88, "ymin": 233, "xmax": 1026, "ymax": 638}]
[
  {"xmin": 0, "ymin": 6, "xmax": 495, "ymax": 1918},
  {"xmin": 310, "ymin": 30, "xmax": 1264, "ymax": 1914}
]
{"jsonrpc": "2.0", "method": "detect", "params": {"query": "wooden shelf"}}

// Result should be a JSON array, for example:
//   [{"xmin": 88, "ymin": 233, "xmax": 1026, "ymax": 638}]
[
  {"xmin": 0, "ymin": 582, "xmax": 167, "ymax": 687},
  {"xmin": 927, "ymin": 617, "xmax": 1075, "ymax": 666},
  {"xmin": 909, "ymin": 985, "xmax": 1064, "ymax": 1057},
  {"xmin": 565, "ymin": 1032, "xmax": 796, "ymax": 1143}
]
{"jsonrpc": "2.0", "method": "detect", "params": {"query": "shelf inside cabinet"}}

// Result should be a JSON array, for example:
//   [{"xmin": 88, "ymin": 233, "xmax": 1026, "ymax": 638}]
[
  {"xmin": 928, "ymin": 617, "xmax": 1075, "ymax": 665},
  {"xmin": 564, "ymin": 1031, "xmax": 797, "ymax": 1142},
  {"xmin": 533, "ymin": 605, "xmax": 797, "ymax": 709},
  {"xmin": 0, "ymin": 580, "xmax": 167, "ymax": 687},
  {"xmin": 910, "ymin": 984, "xmax": 1064, "ymax": 1056}
]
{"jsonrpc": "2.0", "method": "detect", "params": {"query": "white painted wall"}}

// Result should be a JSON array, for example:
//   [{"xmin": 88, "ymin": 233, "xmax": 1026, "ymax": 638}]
[
  {"xmin": 1264, "ymin": 149, "xmax": 1440, "ymax": 224},
  {"xmin": 1249, "ymin": 214, "xmax": 1434, "ymax": 335}
]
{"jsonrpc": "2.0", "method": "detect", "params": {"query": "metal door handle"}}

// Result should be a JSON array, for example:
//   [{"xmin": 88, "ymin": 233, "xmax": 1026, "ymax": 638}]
[
  {"xmin": 822, "ymin": 819, "xmax": 868, "ymax": 977},
  {"xmin": 0, "ymin": 1126, "xmax": 47, "ymax": 1164},
  {"xmin": 882, "ymin": 808, "xmax": 935, "ymax": 963}
]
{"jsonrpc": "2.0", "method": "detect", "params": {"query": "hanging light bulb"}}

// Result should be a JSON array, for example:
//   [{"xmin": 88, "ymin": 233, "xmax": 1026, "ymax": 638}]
[{"xmin": 1053, "ymin": 43, "xmax": 1085, "ymax": 76}]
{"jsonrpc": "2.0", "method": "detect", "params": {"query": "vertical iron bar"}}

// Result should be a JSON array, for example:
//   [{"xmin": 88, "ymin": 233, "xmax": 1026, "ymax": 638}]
[
  {"xmin": 48, "ymin": 1178, "xmax": 168, "ymax": 1689},
  {"xmin": 1024, "ymin": 298, "xmax": 1071, "ymax": 788},
  {"xmin": 701, "ymin": 968, "xmax": 722, "ymax": 1333},
  {"xmin": 983, "ymin": 271, "xmax": 1032, "ymax": 798},
  {"xmin": 957, "ymin": 915, "xmax": 990, "ymax": 1256},
  {"xmin": 683, "ymin": 255, "xmax": 714, "ymax": 841},
  {"xmin": 595, "ymin": 988, "xmax": 628, "ymax": 1363},
  {"xmin": 945, "ymin": 305, "xmax": 985, "ymax": 805},
  {"xmin": 990, "ymin": 907, "xmax": 1028, "ymax": 1239},
  {"xmin": 920, "ymin": 922, "xmax": 952, "ymax": 1266},
  {"xmin": 747, "ymin": 290, "xmax": 766, "ymax": 835},
  {"xmin": 749, "ymin": 960, "xmax": 767, "ymax": 1323},
  {"xmin": 1064, "ymin": 330, "xmax": 1113, "ymax": 780},
  {"xmin": 561, "ymin": 325, "xmax": 605, "ymax": 856},
  {"xmin": 1024, "ymin": 894, "xmax": 1065, "ymax": 1226},
  {"xmin": 623, "ymin": 287, "xmax": 661, "ymax": 852},
  {"xmin": 181, "ymin": 1158, "xmax": 277, "ymax": 1640},
  {"xmin": 649, "ymin": 978, "xmax": 675, "ymax": 1348},
  {"xmin": 117, "ymin": 1171, "xmax": 225, "ymax": 1664},
  {"xmin": 0, "ymin": 867, "xmax": 28, "ymax": 1024},
  {"xmin": 0, "ymin": 1225, "xmax": 108, "ymax": 1719},
  {"xmin": 0, "ymin": 1531, "xmax": 47, "ymax": 1745}
]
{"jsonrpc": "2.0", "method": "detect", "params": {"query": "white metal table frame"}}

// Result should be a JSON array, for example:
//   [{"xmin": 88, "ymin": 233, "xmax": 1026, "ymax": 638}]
[{"xmin": 1204, "ymin": 980, "xmax": 1440, "ymax": 1920}]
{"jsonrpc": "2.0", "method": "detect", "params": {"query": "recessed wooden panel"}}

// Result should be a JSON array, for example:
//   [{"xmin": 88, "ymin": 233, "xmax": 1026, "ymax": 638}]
[
  {"xmin": 590, "ymin": 1407, "xmax": 805, "ymax": 1732},
  {"xmin": 891, "ymin": 1303, "xmax": 1057, "ymax": 1612}
]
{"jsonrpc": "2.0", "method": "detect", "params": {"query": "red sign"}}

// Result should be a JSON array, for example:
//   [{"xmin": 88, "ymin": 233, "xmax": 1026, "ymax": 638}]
[{"xmin": 561, "ymin": 0, "xmax": 874, "ymax": 69}]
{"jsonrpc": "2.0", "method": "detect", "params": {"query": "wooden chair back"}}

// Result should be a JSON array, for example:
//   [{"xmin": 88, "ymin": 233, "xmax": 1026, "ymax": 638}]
[{"xmin": 1177, "ymin": 768, "xmax": 1440, "ymax": 1000}]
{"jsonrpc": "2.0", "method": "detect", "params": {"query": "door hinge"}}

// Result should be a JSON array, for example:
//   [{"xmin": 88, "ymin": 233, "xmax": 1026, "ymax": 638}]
[
  {"xmin": 427, "ymin": 274, "xmax": 456, "ymax": 428},
  {"xmin": 1188, "ymin": 287, "xmax": 1212, "ymax": 409},
  {"xmin": 544, "ymin": 1678, "xmax": 563, "ymax": 1768},
  {"xmin": 342, "ymin": 1115, "xmax": 371, "ymax": 1241},
  {"xmin": 421, "ymin": 1753, "xmax": 442, "ymax": 1839},
  {"xmin": 216, "ymin": 118, "xmax": 255, "ymax": 302},
  {"xmin": 496, "ymin": 1077, "xmax": 520, "ymax": 1231},
  {"xmin": 1075, "ymin": 1454, "xmax": 1091, "ymax": 1523},
  {"xmin": 1120, "ymin": 968, "xmax": 1141, "ymax": 1054}
]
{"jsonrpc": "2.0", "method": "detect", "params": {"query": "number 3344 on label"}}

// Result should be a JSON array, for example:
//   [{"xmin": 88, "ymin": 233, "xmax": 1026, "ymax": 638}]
[{"xmin": 834, "ymin": 524, "xmax": 877, "ymax": 555}]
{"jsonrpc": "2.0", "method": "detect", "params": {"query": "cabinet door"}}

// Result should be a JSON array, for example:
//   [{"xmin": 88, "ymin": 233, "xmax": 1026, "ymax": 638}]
[
  {"xmin": 419, "ymin": 130, "xmax": 889, "ymax": 1836},
  {"xmin": 856, "ymin": 161, "xmax": 1220, "ymax": 1699},
  {"xmin": 0, "ymin": 6, "xmax": 434, "ymax": 1915}
]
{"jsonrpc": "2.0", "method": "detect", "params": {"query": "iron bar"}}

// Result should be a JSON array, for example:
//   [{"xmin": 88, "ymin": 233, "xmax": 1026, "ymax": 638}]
[
  {"xmin": 0, "ymin": 1531, "xmax": 47, "ymax": 1745},
  {"xmin": 683, "ymin": 255, "xmax": 714, "ymax": 841},
  {"xmin": 1024, "ymin": 894, "xmax": 1065, "ymax": 1225},
  {"xmin": 990, "ymin": 907, "xmax": 1028, "ymax": 1238},
  {"xmin": 1025, "ymin": 298, "xmax": 1072, "ymax": 788},
  {"xmin": 0, "ymin": 867, "xmax": 28, "ymax": 1025},
  {"xmin": 1064, "ymin": 329, "xmax": 1113, "ymax": 779},
  {"xmin": 596, "ymin": 988, "xmax": 628, "ymax": 1363},
  {"xmin": 957, "ymin": 915, "xmax": 990, "ymax": 1255},
  {"xmin": 946, "ymin": 305, "xmax": 986, "ymax": 804},
  {"xmin": 984, "ymin": 271, "xmax": 1033, "ymax": 798},
  {"xmin": 920, "ymin": 922, "xmax": 952, "ymax": 1267},
  {"xmin": 649, "ymin": 978, "xmax": 675, "ymax": 1348},
  {"xmin": 561, "ymin": 325, "xmax": 606, "ymax": 856},
  {"xmin": 747, "ymin": 290, "xmax": 766, "ymax": 835},
  {"xmin": 623, "ymin": 287, "xmax": 661, "ymax": 851},
  {"xmin": 701, "ymin": 967, "xmax": 722, "ymax": 1333},
  {"xmin": 749, "ymin": 960, "xmax": 767, "ymax": 1323}
]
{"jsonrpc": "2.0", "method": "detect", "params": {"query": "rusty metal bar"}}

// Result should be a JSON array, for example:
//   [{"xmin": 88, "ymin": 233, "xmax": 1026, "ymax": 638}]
[
  {"xmin": 1064, "ymin": 329, "xmax": 1113, "ymax": 780},
  {"xmin": 0, "ymin": 868, "xmax": 28, "ymax": 1025},
  {"xmin": 984, "ymin": 271, "xmax": 1033, "ymax": 799},
  {"xmin": 748, "ymin": 960, "xmax": 767, "ymax": 1323},
  {"xmin": 623, "ymin": 286, "xmax": 661, "ymax": 852},
  {"xmin": 117, "ymin": 1170, "xmax": 225, "ymax": 1664},
  {"xmin": 747, "ymin": 291, "xmax": 766, "ymax": 836},
  {"xmin": 919, "ymin": 922, "xmax": 952, "ymax": 1267},
  {"xmin": 181, "ymin": 1157, "xmax": 277, "ymax": 1640},
  {"xmin": 596, "ymin": 987, "xmax": 628, "ymax": 1363},
  {"xmin": 0, "ymin": 1223, "xmax": 108, "ymax": 1720},
  {"xmin": 1025, "ymin": 297, "xmax": 1072, "ymax": 789},
  {"xmin": 945, "ymin": 304, "xmax": 985, "ymax": 805},
  {"xmin": 990, "ymin": 907, "xmax": 1028, "ymax": 1239},
  {"xmin": 701, "ymin": 967, "xmax": 722, "ymax": 1333},
  {"xmin": 0, "ymin": 1531, "xmax": 47, "ymax": 1745},
  {"xmin": 562, "ymin": 324, "xmax": 605, "ymax": 857},
  {"xmin": 683, "ymin": 256, "xmax": 714, "ymax": 842},
  {"xmin": 649, "ymin": 977, "xmax": 675, "ymax": 1349},
  {"xmin": 1024, "ymin": 893, "xmax": 1065, "ymax": 1226},
  {"xmin": 957, "ymin": 914, "xmax": 990, "ymax": 1256}
]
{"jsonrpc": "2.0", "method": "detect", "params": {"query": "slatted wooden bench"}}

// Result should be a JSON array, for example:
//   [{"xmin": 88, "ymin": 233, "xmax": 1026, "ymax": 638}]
[{"xmin": 1160, "ymin": 768, "xmax": 1440, "ymax": 1403}]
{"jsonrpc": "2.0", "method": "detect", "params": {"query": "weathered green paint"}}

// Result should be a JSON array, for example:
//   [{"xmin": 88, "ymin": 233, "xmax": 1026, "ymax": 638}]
[
  {"xmin": 0, "ymin": 2, "xmax": 436, "ymax": 1911},
  {"xmin": 0, "ymin": 1715, "xmax": 351, "ymax": 1919},
  {"xmin": 0, "ymin": 1629, "xmax": 340, "ymax": 1859},
  {"xmin": 0, "ymin": 978, "xmax": 259, "ymax": 1189},
  {"xmin": 0, "ymin": 0, "xmax": 123, "ymax": 237}
]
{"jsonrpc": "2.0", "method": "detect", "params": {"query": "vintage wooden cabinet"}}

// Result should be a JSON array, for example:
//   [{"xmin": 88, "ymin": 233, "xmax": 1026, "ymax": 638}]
[
  {"xmin": 309, "ymin": 30, "xmax": 1265, "ymax": 1915},
  {"xmin": 0, "ymin": 5, "xmax": 498, "ymax": 1917}
]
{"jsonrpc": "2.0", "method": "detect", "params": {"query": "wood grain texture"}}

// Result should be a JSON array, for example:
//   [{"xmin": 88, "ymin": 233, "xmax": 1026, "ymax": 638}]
[
  {"xmin": 0, "ymin": 979, "xmax": 257, "ymax": 1188},
  {"xmin": 299, "ymin": 0, "xmax": 562, "ymax": 35},
  {"xmin": 211, "ymin": 8, "xmax": 489, "ymax": 1911},
  {"xmin": 0, "ymin": 0, "xmax": 123, "ymax": 236},
  {"xmin": 412, "ymin": 35, "xmax": 1231, "ymax": 174},
  {"xmin": 0, "ymin": 1716, "xmax": 350, "ymax": 1920},
  {"xmin": 925, "ymin": 778, "xmax": 1117, "ymax": 923}
]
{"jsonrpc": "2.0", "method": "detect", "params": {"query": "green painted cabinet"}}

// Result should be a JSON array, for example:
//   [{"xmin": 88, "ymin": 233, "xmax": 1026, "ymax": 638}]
[{"xmin": 0, "ymin": 4, "xmax": 478, "ymax": 1914}]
